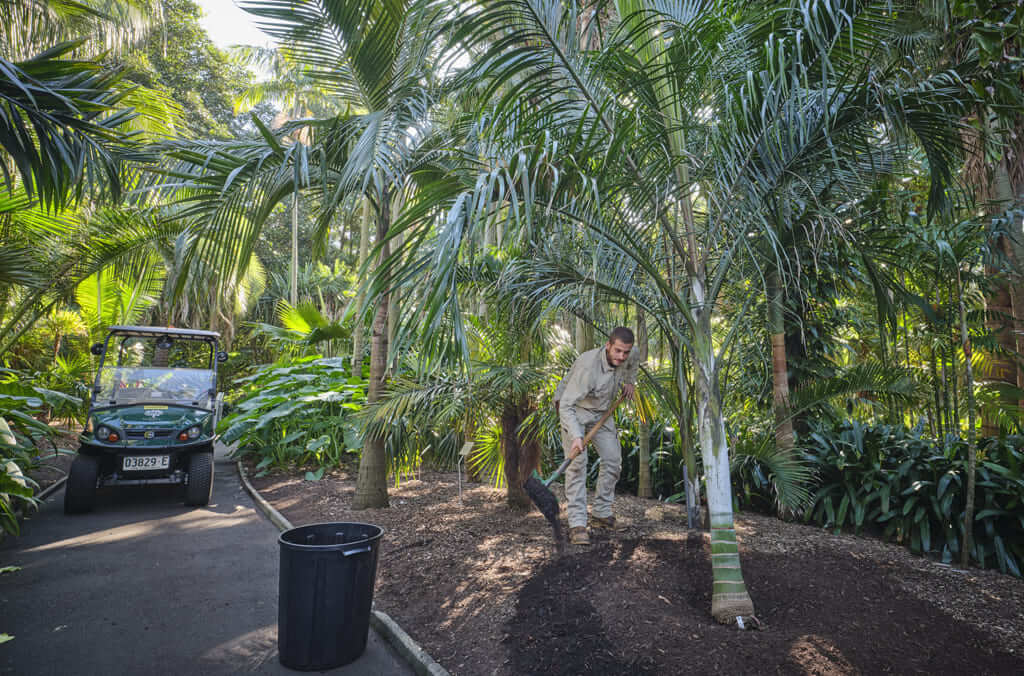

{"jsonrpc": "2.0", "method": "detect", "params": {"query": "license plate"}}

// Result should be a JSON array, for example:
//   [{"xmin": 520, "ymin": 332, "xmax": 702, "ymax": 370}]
[{"xmin": 123, "ymin": 455, "xmax": 170, "ymax": 471}]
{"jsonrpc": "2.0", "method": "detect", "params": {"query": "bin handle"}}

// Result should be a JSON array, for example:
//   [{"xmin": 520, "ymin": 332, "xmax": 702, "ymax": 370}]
[{"xmin": 341, "ymin": 545, "xmax": 372, "ymax": 557}]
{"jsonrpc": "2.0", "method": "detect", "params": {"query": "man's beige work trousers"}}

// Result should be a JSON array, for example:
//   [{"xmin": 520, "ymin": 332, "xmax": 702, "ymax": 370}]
[{"xmin": 560, "ymin": 412, "xmax": 622, "ymax": 529}]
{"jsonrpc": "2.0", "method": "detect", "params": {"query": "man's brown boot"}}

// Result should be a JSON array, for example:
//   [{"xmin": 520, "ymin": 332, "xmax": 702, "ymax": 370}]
[
  {"xmin": 569, "ymin": 526, "xmax": 590, "ymax": 545},
  {"xmin": 591, "ymin": 515, "xmax": 626, "ymax": 531}
]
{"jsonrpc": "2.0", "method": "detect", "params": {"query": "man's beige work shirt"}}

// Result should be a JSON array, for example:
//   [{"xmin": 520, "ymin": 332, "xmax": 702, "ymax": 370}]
[{"xmin": 555, "ymin": 346, "xmax": 638, "ymax": 440}]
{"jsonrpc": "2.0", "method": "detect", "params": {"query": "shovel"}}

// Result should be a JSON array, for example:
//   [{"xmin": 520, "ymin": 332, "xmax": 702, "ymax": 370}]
[{"xmin": 523, "ymin": 392, "xmax": 628, "ymax": 544}]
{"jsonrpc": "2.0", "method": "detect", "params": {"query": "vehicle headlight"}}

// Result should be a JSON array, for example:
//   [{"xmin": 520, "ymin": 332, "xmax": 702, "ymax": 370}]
[
  {"xmin": 96, "ymin": 425, "xmax": 119, "ymax": 442},
  {"xmin": 179, "ymin": 426, "xmax": 201, "ymax": 441}
]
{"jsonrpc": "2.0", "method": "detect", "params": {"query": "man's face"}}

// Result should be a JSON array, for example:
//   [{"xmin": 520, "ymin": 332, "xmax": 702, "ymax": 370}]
[{"xmin": 605, "ymin": 339, "xmax": 633, "ymax": 367}]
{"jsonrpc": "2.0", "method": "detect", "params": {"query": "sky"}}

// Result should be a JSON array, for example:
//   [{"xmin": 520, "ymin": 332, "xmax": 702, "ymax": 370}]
[{"xmin": 194, "ymin": 0, "xmax": 276, "ymax": 50}]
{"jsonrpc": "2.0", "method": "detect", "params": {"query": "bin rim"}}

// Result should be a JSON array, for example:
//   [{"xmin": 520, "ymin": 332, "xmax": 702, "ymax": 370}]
[{"xmin": 278, "ymin": 521, "xmax": 384, "ymax": 550}]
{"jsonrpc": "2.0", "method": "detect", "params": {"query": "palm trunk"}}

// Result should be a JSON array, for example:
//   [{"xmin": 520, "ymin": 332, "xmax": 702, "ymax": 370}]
[
  {"xmin": 350, "ymin": 198, "xmax": 371, "ymax": 377},
  {"xmin": 387, "ymin": 228, "xmax": 402, "ymax": 373},
  {"xmin": 675, "ymin": 348, "xmax": 699, "ymax": 528},
  {"xmin": 353, "ymin": 197, "xmax": 392, "ymax": 510},
  {"xmin": 768, "ymin": 271, "xmax": 794, "ymax": 451},
  {"xmin": 931, "ymin": 341, "xmax": 944, "ymax": 439},
  {"xmin": 575, "ymin": 316, "xmax": 587, "ymax": 352},
  {"xmin": 981, "ymin": 158, "xmax": 1019, "ymax": 435},
  {"xmin": 636, "ymin": 308, "xmax": 652, "ymax": 498},
  {"xmin": 950, "ymin": 295, "xmax": 961, "ymax": 433},
  {"xmin": 501, "ymin": 400, "xmax": 533, "ymax": 511},
  {"xmin": 693, "ymin": 313, "xmax": 754, "ymax": 624},
  {"xmin": 957, "ymin": 268, "xmax": 978, "ymax": 568},
  {"xmin": 290, "ymin": 191, "xmax": 299, "ymax": 306}
]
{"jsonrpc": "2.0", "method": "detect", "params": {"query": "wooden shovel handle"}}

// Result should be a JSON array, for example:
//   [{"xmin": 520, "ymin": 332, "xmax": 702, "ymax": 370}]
[{"xmin": 544, "ymin": 392, "xmax": 629, "ymax": 487}]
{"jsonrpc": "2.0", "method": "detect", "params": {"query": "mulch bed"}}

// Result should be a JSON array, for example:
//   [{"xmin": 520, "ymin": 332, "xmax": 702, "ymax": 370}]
[
  {"xmin": 24, "ymin": 425, "xmax": 79, "ymax": 495},
  {"xmin": 249, "ymin": 465, "xmax": 1024, "ymax": 676}
]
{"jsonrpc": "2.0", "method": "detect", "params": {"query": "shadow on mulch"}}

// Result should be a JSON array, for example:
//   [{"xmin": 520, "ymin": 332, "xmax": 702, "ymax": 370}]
[{"xmin": 505, "ymin": 532, "xmax": 1022, "ymax": 675}]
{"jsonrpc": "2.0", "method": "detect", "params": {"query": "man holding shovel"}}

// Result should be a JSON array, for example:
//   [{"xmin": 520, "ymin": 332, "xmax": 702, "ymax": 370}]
[{"xmin": 554, "ymin": 327, "xmax": 637, "ymax": 545}]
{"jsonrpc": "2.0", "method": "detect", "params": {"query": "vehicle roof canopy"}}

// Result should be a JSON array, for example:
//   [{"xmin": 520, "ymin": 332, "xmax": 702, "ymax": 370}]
[{"xmin": 106, "ymin": 325, "xmax": 220, "ymax": 340}]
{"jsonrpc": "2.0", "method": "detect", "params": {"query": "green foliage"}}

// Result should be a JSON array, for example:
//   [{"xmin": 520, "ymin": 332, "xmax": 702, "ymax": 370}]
[
  {"xmin": 120, "ymin": 0, "xmax": 252, "ymax": 139},
  {"xmin": 219, "ymin": 355, "xmax": 366, "ymax": 475},
  {"xmin": 615, "ymin": 414, "xmax": 683, "ymax": 498},
  {"xmin": 0, "ymin": 40, "xmax": 140, "ymax": 208},
  {"xmin": 0, "ymin": 369, "xmax": 79, "ymax": 534},
  {"xmin": 803, "ymin": 422, "xmax": 1024, "ymax": 576},
  {"xmin": 253, "ymin": 299, "xmax": 352, "ymax": 356},
  {"xmin": 76, "ymin": 266, "xmax": 162, "ymax": 340}
]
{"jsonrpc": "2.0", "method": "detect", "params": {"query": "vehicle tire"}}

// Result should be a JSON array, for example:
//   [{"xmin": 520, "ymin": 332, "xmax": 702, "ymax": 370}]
[
  {"xmin": 64, "ymin": 455, "xmax": 99, "ymax": 514},
  {"xmin": 184, "ymin": 451, "xmax": 214, "ymax": 506}
]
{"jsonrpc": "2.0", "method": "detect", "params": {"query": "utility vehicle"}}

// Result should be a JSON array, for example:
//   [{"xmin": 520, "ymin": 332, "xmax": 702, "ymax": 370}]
[{"xmin": 64, "ymin": 326, "xmax": 227, "ymax": 513}]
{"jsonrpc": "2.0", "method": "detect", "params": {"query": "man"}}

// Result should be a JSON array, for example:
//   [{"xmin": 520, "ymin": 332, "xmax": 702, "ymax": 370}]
[{"xmin": 553, "ymin": 326, "xmax": 637, "ymax": 545}]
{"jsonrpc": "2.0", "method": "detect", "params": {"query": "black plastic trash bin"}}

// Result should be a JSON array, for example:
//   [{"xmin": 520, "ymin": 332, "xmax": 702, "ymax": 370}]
[{"xmin": 278, "ymin": 522, "xmax": 384, "ymax": 671}]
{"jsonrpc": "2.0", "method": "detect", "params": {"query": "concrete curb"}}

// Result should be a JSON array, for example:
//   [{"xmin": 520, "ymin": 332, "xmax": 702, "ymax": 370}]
[
  {"xmin": 236, "ymin": 460, "xmax": 294, "ymax": 532},
  {"xmin": 36, "ymin": 475, "xmax": 68, "ymax": 503},
  {"xmin": 235, "ymin": 461, "xmax": 450, "ymax": 676},
  {"xmin": 369, "ymin": 610, "xmax": 449, "ymax": 676}
]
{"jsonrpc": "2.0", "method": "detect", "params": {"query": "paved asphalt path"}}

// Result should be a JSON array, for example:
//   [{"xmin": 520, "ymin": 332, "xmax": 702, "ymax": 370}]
[{"xmin": 0, "ymin": 452, "xmax": 414, "ymax": 676}]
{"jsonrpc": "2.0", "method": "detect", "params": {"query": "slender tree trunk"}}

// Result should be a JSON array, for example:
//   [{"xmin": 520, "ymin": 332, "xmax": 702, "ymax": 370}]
[
  {"xmin": 674, "ymin": 348, "xmax": 699, "ymax": 528},
  {"xmin": 931, "ymin": 340, "xmax": 944, "ymax": 439},
  {"xmin": 941, "ymin": 343, "xmax": 952, "ymax": 438},
  {"xmin": 351, "ymin": 199, "xmax": 372, "ymax": 377},
  {"xmin": 693, "ymin": 313, "xmax": 755, "ymax": 624},
  {"xmin": 768, "ymin": 270, "xmax": 794, "ymax": 451},
  {"xmin": 353, "ymin": 197, "xmax": 392, "ymax": 510},
  {"xmin": 950, "ymin": 291, "xmax": 961, "ymax": 434},
  {"xmin": 290, "ymin": 191, "xmax": 299, "ymax": 306},
  {"xmin": 387, "ymin": 228, "xmax": 404, "ymax": 374},
  {"xmin": 636, "ymin": 308, "xmax": 652, "ymax": 498},
  {"xmin": 96, "ymin": 269, "xmax": 103, "ymax": 337},
  {"xmin": 463, "ymin": 418, "xmax": 481, "ymax": 482},
  {"xmin": 957, "ymin": 269, "xmax": 978, "ymax": 568}
]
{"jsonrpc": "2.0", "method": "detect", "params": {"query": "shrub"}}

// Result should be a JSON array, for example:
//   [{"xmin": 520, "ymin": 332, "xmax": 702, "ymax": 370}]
[
  {"xmin": 802, "ymin": 421, "xmax": 1024, "ymax": 576},
  {"xmin": 218, "ymin": 356, "xmax": 366, "ymax": 478},
  {"xmin": 0, "ymin": 369, "xmax": 79, "ymax": 534}
]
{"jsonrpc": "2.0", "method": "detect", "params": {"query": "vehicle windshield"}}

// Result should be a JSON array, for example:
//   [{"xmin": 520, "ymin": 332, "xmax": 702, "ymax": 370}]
[
  {"xmin": 94, "ymin": 334, "xmax": 216, "ymax": 407},
  {"xmin": 95, "ymin": 367, "xmax": 215, "ymax": 407}
]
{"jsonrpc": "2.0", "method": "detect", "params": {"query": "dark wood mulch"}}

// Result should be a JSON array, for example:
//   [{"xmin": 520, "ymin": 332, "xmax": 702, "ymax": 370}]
[{"xmin": 249, "ymin": 466, "xmax": 1024, "ymax": 676}]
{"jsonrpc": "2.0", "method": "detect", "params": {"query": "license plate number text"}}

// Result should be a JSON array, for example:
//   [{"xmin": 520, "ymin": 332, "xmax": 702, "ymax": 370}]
[{"xmin": 123, "ymin": 455, "xmax": 170, "ymax": 471}]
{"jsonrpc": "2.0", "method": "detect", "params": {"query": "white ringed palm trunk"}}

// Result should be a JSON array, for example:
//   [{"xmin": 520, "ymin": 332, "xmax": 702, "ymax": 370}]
[{"xmin": 693, "ymin": 318, "xmax": 755, "ymax": 624}]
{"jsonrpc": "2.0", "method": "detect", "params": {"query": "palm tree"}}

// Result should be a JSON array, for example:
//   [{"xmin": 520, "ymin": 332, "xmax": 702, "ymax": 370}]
[
  {"xmin": 232, "ymin": 45, "xmax": 338, "ymax": 306},
  {"xmin": 375, "ymin": 0, "xmax": 974, "ymax": 626},
  {"xmin": 156, "ymin": 0, "xmax": 452, "ymax": 508}
]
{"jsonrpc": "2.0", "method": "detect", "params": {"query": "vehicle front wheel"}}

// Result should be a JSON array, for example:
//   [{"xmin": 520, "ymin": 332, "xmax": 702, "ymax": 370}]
[
  {"xmin": 184, "ymin": 451, "xmax": 214, "ymax": 506},
  {"xmin": 64, "ymin": 455, "xmax": 99, "ymax": 514}
]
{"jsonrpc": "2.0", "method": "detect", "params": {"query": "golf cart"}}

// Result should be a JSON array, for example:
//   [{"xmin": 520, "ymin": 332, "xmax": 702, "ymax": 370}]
[{"xmin": 64, "ymin": 326, "xmax": 227, "ymax": 513}]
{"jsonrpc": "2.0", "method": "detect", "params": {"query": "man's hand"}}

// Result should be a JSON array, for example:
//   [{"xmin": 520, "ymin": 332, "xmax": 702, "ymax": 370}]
[
  {"xmin": 621, "ymin": 383, "xmax": 635, "ymax": 399},
  {"xmin": 569, "ymin": 437, "xmax": 584, "ymax": 459}
]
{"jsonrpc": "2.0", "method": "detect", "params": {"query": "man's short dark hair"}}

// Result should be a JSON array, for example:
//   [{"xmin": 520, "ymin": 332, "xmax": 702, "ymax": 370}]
[{"xmin": 608, "ymin": 326, "xmax": 634, "ymax": 345}]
